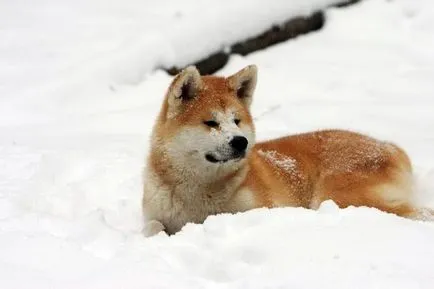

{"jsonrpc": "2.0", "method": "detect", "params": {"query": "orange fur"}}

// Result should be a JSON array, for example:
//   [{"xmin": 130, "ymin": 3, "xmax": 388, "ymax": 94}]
[{"xmin": 142, "ymin": 65, "xmax": 431, "ymax": 236}]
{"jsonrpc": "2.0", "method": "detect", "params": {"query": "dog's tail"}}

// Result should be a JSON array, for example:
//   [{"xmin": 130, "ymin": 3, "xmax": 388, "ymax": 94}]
[{"xmin": 413, "ymin": 207, "xmax": 434, "ymax": 221}]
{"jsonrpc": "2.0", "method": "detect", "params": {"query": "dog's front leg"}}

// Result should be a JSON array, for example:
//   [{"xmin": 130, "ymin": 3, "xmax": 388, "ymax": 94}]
[{"xmin": 143, "ymin": 220, "xmax": 166, "ymax": 237}]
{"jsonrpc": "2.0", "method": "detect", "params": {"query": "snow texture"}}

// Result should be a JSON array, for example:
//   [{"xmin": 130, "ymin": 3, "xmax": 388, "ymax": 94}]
[
  {"xmin": 258, "ymin": 149, "xmax": 298, "ymax": 173},
  {"xmin": 1, "ymin": 0, "xmax": 434, "ymax": 288}
]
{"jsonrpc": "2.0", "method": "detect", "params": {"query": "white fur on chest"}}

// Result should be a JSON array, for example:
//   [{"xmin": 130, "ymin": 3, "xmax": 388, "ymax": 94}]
[{"xmin": 142, "ymin": 168, "xmax": 237, "ymax": 234}]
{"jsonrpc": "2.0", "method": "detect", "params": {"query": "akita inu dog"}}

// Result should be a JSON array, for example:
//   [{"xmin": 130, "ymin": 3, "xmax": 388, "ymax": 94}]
[{"xmin": 142, "ymin": 65, "xmax": 431, "ymax": 236}]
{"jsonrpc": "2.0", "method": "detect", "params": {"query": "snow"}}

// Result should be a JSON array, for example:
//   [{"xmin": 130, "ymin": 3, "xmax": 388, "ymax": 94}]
[
  {"xmin": 258, "ymin": 149, "xmax": 298, "ymax": 173},
  {"xmin": 1, "ymin": 0, "xmax": 434, "ymax": 288},
  {"xmin": 0, "ymin": 0, "xmax": 340, "ymax": 122}
]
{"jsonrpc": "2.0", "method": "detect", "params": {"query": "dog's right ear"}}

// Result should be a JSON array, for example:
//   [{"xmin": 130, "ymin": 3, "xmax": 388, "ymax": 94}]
[{"xmin": 166, "ymin": 66, "xmax": 202, "ymax": 119}]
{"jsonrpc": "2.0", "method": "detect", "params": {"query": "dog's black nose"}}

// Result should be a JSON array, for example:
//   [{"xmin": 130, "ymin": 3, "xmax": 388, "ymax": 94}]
[{"xmin": 229, "ymin": 136, "xmax": 248, "ymax": 152}]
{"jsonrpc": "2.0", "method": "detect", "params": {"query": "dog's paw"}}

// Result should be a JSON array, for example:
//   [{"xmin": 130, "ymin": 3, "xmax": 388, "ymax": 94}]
[{"xmin": 143, "ymin": 220, "xmax": 166, "ymax": 237}]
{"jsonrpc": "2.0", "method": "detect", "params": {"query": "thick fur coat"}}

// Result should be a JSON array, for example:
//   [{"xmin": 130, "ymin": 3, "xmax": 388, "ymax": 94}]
[{"xmin": 142, "ymin": 65, "xmax": 431, "ymax": 236}]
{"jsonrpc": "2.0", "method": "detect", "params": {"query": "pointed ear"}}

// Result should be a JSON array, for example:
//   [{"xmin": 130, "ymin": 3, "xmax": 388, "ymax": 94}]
[
  {"xmin": 228, "ymin": 65, "xmax": 257, "ymax": 107},
  {"xmin": 166, "ymin": 66, "xmax": 202, "ymax": 118}
]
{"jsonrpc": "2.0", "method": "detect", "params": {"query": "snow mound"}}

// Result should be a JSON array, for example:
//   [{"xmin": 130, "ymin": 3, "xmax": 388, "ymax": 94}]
[{"xmin": 69, "ymin": 206, "xmax": 434, "ymax": 288}]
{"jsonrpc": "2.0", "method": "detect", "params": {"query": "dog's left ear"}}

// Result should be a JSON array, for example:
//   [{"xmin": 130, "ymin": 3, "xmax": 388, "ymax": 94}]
[{"xmin": 228, "ymin": 65, "xmax": 257, "ymax": 108}]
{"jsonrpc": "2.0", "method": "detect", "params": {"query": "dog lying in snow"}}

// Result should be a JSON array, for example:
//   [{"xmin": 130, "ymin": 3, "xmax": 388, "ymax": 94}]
[{"xmin": 142, "ymin": 65, "xmax": 432, "ymax": 236}]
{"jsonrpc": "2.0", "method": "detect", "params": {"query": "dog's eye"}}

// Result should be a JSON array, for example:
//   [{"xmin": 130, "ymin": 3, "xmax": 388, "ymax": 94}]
[
  {"xmin": 204, "ymin": 120, "xmax": 219, "ymax": 127},
  {"xmin": 234, "ymin": 119, "xmax": 241, "ymax": 125}
]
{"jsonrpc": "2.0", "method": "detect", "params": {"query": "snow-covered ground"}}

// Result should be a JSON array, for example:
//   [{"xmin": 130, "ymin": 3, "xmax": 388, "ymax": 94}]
[{"xmin": 1, "ymin": 0, "xmax": 434, "ymax": 288}]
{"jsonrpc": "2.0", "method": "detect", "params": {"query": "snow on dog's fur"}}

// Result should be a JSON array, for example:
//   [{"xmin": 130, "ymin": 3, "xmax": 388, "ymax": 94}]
[{"xmin": 142, "ymin": 65, "xmax": 432, "ymax": 236}]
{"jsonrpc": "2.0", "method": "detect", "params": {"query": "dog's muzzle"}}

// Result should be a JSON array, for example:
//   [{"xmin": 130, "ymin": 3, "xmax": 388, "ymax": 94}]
[{"xmin": 205, "ymin": 136, "xmax": 248, "ymax": 163}]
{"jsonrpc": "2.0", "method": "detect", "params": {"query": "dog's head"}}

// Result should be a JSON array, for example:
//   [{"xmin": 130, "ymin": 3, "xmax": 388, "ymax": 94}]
[{"xmin": 154, "ymin": 65, "xmax": 257, "ymax": 175}]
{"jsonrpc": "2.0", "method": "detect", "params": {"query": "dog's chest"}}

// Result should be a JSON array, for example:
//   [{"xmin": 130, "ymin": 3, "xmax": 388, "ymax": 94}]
[{"xmin": 144, "ymin": 177, "xmax": 230, "ymax": 234}]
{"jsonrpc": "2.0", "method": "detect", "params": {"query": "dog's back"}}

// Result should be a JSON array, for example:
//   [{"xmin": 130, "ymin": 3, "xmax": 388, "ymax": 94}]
[{"xmin": 249, "ymin": 129, "xmax": 416, "ymax": 217}]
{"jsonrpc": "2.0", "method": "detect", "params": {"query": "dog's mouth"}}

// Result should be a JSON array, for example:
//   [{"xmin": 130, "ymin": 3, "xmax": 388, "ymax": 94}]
[{"xmin": 205, "ymin": 152, "xmax": 246, "ymax": 163}]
